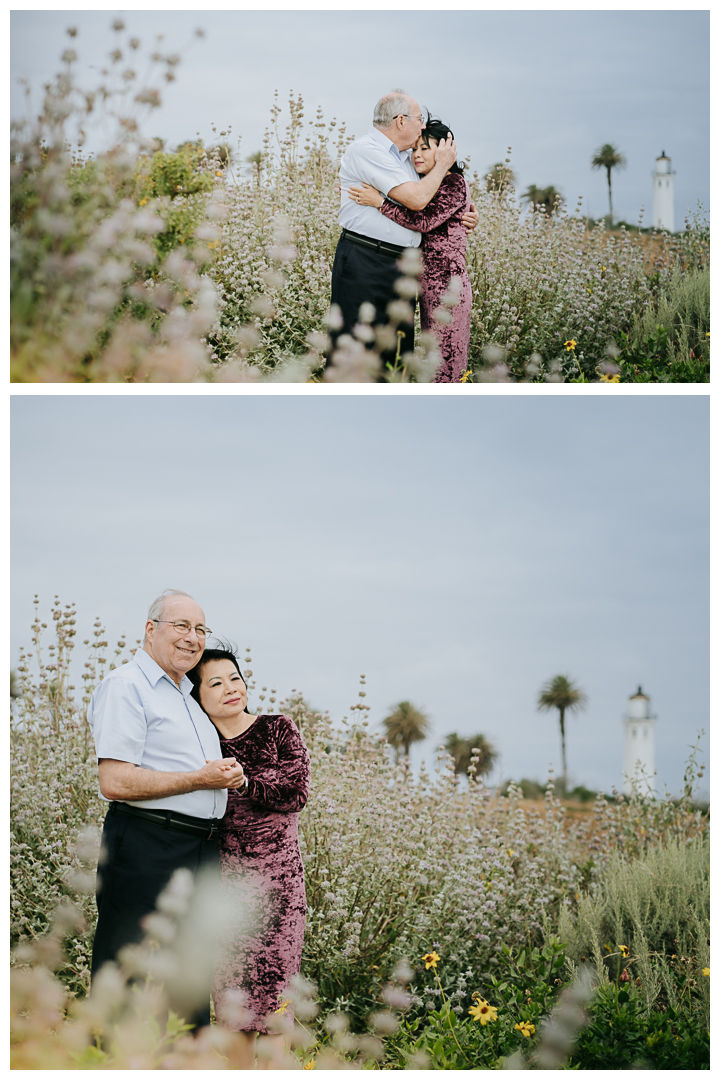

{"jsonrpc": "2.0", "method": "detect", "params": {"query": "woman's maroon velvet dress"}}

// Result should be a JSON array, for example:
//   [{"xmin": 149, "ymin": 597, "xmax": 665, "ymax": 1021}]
[
  {"xmin": 213, "ymin": 714, "xmax": 310, "ymax": 1033},
  {"xmin": 380, "ymin": 171, "xmax": 472, "ymax": 383}
]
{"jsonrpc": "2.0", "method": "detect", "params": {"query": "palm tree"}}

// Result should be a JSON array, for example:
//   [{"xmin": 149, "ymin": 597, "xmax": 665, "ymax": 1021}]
[
  {"xmin": 521, "ymin": 184, "xmax": 564, "ymax": 216},
  {"xmin": 382, "ymin": 701, "xmax": 430, "ymax": 761},
  {"xmin": 537, "ymin": 675, "xmax": 587, "ymax": 786},
  {"xmin": 444, "ymin": 733, "xmax": 497, "ymax": 780},
  {"xmin": 246, "ymin": 150, "xmax": 265, "ymax": 188},
  {"xmin": 591, "ymin": 143, "xmax": 627, "ymax": 225},
  {"xmin": 484, "ymin": 162, "xmax": 517, "ymax": 196}
]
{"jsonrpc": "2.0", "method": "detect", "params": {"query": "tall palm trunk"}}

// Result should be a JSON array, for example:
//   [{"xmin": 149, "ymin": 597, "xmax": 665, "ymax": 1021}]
[
  {"xmin": 606, "ymin": 167, "xmax": 614, "ymax": 223},
  {"xmin": 558, "ymin": 705, "xmax": 567, "ymax": 784}
]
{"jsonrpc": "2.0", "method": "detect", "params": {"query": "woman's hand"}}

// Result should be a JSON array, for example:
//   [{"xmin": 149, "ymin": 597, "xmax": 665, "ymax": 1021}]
[
  {"xmin": 462, "ymin": 202, "xmax": 480, "ymax": 233},
  {"xmin": 347, "ymin": 182, "xmax": 384, "ymax": 209},
  {"xmin": 201, "ymin": 758, "xmax": 247, "ymax": 789}
]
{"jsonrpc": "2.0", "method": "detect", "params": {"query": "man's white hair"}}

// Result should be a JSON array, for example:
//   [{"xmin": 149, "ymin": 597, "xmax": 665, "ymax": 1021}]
[
  {"xmin": 373, "ymin": 89, "xmax": 411, "ymax": 129},
  {"xmin": 144, "ymin": 589, "xmax": 196, "ymax": 641}
]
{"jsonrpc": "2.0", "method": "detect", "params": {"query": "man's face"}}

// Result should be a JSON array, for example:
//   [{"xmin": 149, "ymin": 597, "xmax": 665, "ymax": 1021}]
[
  {"xmin": 397, "ymin": 98, "xmax": 425, "ymax": 151},
  {"xmin": 144, "ymin": 594, "xmax": 207, "ymax": 683}
]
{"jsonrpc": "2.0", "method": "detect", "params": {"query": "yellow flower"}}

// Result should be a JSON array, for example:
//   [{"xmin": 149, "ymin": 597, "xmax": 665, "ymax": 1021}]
[
  {"xmin": 138, "ymin": 198, "xmax": 148, "ymax": 206},
  {"xmin": 469, "ymin": 998, "xmax": 498, "ymax": 1025},
  {"xmin": 215, "ymin": 171, "xmax": 223, "ymax": 176},
  {"xmin": 702, "ymin": 968, "xmax": 710, "ymax": 977},
  {"xmin": 515, "ymin": 1021, "xmax": 535, "ymax": 1037},
  {"xmin": 275, "ymin": 999, "xmax": 291, "ymax": 1015},
  {"xmin": 460, "ymin": 369, "xmax": 473, "ymax": 383},
  {"xmin": 618, "ymin": 945, "xmax": 630, "ymax": 958},
  {"xmin": 303, "ymin": 1057, "xmax": 316, "ymax": 1070},
  {"xmin": 422, "ymin": 951, "xmax": 440, "ymax": 970},
  {"xmin": 598, "ymin": 374, "xmax": 620, "ymax": 383},
  {"xmin": 564, "ymin": 339, "xmax": 577, "ymax": 351}
]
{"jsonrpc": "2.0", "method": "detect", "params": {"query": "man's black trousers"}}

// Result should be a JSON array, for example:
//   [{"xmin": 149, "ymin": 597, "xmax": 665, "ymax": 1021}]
[
  {"xmin": 91, "ymin": 804, "xmax": 220, "ymax": 1028},
  {"xmin": 329, "ymin": 234, "xmax": 415, "ymax": 370}
]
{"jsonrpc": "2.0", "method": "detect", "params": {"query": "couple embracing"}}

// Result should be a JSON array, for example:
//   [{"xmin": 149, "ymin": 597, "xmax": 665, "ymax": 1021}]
[
  {"xmin": 88, "ymin": 589, "xmax": 309, "ymax": 1069},
  {"xmin": 329, "ymin": 89, "xmax": 478, "ymax": 382}
]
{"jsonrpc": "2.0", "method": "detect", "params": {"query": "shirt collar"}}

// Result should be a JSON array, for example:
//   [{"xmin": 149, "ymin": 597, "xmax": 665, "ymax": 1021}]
[
  {"xmin": 368, "ymin": 126, "xmax": 412, "ymax": 162},
  {"xmin": 133, "ymin": 646, "xmax": 194, "ymax": 697}
]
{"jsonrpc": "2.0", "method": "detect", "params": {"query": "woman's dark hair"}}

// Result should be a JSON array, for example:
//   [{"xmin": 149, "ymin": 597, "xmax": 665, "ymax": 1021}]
[
  {"xmin": 421, "ymin": 113, "xmax": 465, "ymax": 174},
  {"xmin": 187, "ymin": 641, "xmax": 250, "ymax": 714}
]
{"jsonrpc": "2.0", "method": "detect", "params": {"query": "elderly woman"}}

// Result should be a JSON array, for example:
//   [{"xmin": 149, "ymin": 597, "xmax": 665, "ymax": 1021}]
[
  {"xmin": 348, "ymin": 115, "xmax": 473, "ymax": 383},
  {"xmin": 188, "ymin": 645, "xmax": 310, "ymax": 1070}
]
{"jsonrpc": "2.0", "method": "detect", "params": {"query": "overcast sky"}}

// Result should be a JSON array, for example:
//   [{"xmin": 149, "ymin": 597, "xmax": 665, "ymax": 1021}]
[
  {"xmin": 10, "ymin": 7, "xmax": 709, "ymax": 226},
  {"xmin": 11, "ymin": 394, "xmax": 709, "ymax": 799}
]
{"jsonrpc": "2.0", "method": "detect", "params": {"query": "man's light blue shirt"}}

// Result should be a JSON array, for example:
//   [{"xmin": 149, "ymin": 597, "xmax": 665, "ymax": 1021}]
[
  {"xmin": 87, "ymin": 648, "xmax": 227, "ymax": 818},
  {"xmin": 339, "ymin": 127, "xmax": 422, "ymax": 248}
]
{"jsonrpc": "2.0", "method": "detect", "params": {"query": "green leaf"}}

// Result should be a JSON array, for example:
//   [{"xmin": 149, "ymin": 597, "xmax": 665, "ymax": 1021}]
[{"xmin": 70, "ymin": 1045, "xmax": 108, "ymax": 1067}]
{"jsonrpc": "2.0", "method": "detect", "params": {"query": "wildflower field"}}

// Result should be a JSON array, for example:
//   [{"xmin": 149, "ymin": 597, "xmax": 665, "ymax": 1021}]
[
  {"xmin": 11, "ymin": 601, "xmax": 710, "ymax": 1068},
  {"xmin": 11, "ymin": 23, "xmax": 710, "ymax": 383}
]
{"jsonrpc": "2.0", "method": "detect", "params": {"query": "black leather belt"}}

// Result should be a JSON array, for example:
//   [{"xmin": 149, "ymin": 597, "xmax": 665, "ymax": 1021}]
[
  {"xmin": 111, "ymin": 801, "xmax": 223, "ymax": 840},
  {"xmin": 341, "ymin": 228, "xmax": 408, "ymax": 258}
]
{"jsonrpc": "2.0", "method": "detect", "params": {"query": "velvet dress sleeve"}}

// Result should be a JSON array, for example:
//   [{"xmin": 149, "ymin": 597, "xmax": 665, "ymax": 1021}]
[
  {"xmin": 380, "ymin": 174, "xmax": 467, "ymax": 233},
  {"xmin": 244, "ymin": 716, "xmax": 311, "ymax": 813}
]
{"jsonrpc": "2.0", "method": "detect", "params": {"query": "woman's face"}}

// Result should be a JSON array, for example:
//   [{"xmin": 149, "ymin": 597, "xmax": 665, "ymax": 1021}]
[
  {"xmin": 413, "ymin": 136, "xmax": 438, "ymax": 175},
  {"xmin": 198, "ymin": 659, "xmax": 248, "ymax": 723}
]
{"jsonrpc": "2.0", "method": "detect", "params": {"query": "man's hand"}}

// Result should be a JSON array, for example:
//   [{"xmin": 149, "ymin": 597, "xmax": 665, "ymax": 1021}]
[
  {"xmin": 198, "ymin": 758, "xmax": 247, "ymax": 789},
  {"xmin": 461, "ymin": 201, "xmax": 479, "ymax": 234},
  {"xmin": 433, "ymin": 136, "xmax": 457, "ymax": 173},
  {"xmin": 387, "ymin": 137, "xmax": 459, "ymax": 212}
]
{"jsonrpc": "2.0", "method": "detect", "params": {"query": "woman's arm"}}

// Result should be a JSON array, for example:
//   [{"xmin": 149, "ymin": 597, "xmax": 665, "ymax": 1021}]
[
  {"xmin": 381, "ymin": 178, "xmax": 468, "ymax": 232},
  {"xmin": 348, "ymin": 176, "xmax": 467, "ymax": 233},
  {"xmin": 243, "ymin": 717, "xmax": 311, "ymax": 812}
]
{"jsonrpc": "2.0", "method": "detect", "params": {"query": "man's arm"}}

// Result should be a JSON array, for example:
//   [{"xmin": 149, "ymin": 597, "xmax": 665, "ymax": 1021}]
[
  {"xmin": 387, "ymin": 137, "xmax": 457, "ymax": 211},
  {"xmin": 98, "ymin": 757, "xmax": 246, "ymax": 801}
]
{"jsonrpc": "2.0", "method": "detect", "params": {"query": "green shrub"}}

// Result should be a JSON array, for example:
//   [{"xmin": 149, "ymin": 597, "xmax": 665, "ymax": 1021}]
[
  {"xmin": 618, "ymin": 265, "xmax": 710, "ymax": 382},
  {"xmin": 133, "ymin": 145, "xmax": 216, "ymax": 259},
  {"xmin": 569, "ymin": 980, "xmax": 710, "ymax": 1069},
  {"xmin": 556, "ymin": 835, "xmax": 710, "ymax": 1026}
]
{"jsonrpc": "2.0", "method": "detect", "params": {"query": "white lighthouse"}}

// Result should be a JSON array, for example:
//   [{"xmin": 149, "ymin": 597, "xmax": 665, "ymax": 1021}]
[
  {"xmin": 652, "ymin": 152, "xmax": 675, "ymax": 232},
  {"xmin": 623, "ymin": 686, "xmax": 657, "ymax": 797}
]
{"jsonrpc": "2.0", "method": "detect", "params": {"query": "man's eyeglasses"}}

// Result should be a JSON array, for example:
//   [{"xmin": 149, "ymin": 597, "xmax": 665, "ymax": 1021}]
[
  {"xmin": 153, "ymin": 620, "xmax": 212, "ymax": 637},
  {"xmin": 393, "ymin": 112, "xmax": 426, "ymax": 124}
]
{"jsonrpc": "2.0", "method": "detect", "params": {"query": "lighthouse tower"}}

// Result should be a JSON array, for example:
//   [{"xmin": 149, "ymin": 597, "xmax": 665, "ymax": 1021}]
[
  {"xmin": 623, "ymin": 686, "xmax": 657, "ymax": 797},
  {"xmin": 652, "ymin": 152, "xmax": 675, "ymax": 232}
]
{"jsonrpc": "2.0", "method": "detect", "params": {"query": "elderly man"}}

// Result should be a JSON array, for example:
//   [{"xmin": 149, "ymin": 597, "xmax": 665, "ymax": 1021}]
[
  {"xmin": 88, "ymin": 589, "xmax": 246, "ymax": 1028},
  {"xmin": 328, "ymin": 89, "xmax": 477, "ymax": 374}
]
